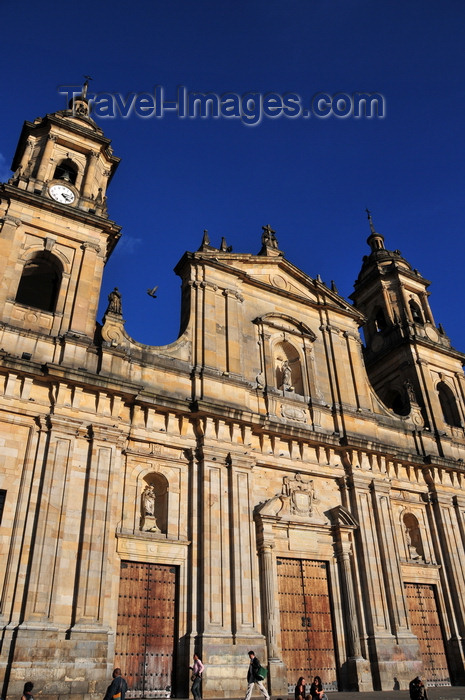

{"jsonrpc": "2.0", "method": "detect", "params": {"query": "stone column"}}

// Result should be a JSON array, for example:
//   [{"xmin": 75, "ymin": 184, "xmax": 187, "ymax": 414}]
[
  {"xmin": 349, "ymin": 475, "xmax": 389, "ymax": 632},
  {"xmin": 0, "ymin": 416, "xmax": 42, "ymax": 627},
  {"xmin": 196, "ymin": 443, "xmax": 232, "ymax": 646},
  {"xmin": 327, "ymin": 324, "xmax": 352, "ymax": 413},
  {"xmin": 348, "ymin": 474, "xmax": 403, "ymax": 689},
  {"xmin": 335, "ymin": 540, "xmax": 362, "ymax": 659},
  {"xmin": 420, "ymin": 291, "xmax": 435, "ymax": 324},
  {"xmin": 254, "ymin": 514, "xmax": 287, "ymax": 696},
  {"xmin": 381, "ymin": 285, "xmax": 393, "ymax": 322},
  {"xmin": 370, "ymin": 480, "xmax": 411, "ymax": 634},
  {"xmin": 343, "ymin": 331, "xmax": 371, "ymax": 411},
  {"xmin": 36, "ymin": 134, "xmax": 56, "ymax": 182},
  {"xmin": 223, "ymin": 289, "xmax": 243, "ymax": 377},
  {"xmin": 453, "ymin": 372, "xmax": 465, "ymax": 425},
  {"xmin": 0, "ymin": 416, "xmax": 51, "ymax": 696},
  {"xmin": 203, "ymin": 282, "xmax": 220, "ymax": 370},
  {"xmin": 82, "ymin": 150, "xmax": 99, "ymax": 199},
  {"xmin": 415, "ymin": 357, "xmax": 437, "ymax": 431},
  {"xmin": 21, "ymin": 414, "xmax": 78, "ymax": 624},
  {"xmin": 331, "ymin": 506, "xmax": 372, "ymax": 692},
  {"xmin": 431, "ymin": 492, "xmax": 465, "ymax": 636},
  {"xmin": 18, "ymin": 139, "xmax": 33, "ymax": 173},
  {"xmin": 422, "ymin": 488, "xmax": 465, "ymax": 683},
  {"xmin": 400, "ymin": 284, "xmax": 414, "ymax": 324},
  {"xmin": 192, "ymin": 279, "xmax": 205, "ymax": 377},
  {"xmin": 70, "ymin": 425, "xmax": 124, "ymax": 630},
  {"xmin": 68, "ymin": 241, "xmax": 104, "ymax": 337},
  {"xmin": 258, "ymin": 543, "xmax": 279, "ymax": 660},
  {"xmin": 319, "ymin": 320, "xmax": 343, "ymax": 434},
  {"xmin": 0, "ymin": 216, "xmax": 22, "ymax": 319}
]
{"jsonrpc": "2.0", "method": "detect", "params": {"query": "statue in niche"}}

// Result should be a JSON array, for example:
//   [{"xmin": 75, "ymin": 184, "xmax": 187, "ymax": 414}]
[
  {"xmin": 140, "ymin": 484, "xmax": 160, "ymax": 532},
  {"xmin": 283, "ymin": 472, "xmax": 317, "ymax": 517},
  {"xmin": 404, "ymin": 379, "xmax": 418, "ymax": 405},
  {"xmin": 405, "ymin": 526, "xmax": 423, "ymax": 561},
  {"xmin": 281, "ymin": 360, "xmax": 293, "ymax": 391},
  {"xmin": 142, "ymin": 484, "xmax": 156, "ymax": 515}
]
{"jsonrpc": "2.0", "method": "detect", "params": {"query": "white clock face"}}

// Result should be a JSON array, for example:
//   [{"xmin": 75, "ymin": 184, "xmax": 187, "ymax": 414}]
[{"xmin": 49, "ymin": 184, "xmax": 75, "ymax": 204}]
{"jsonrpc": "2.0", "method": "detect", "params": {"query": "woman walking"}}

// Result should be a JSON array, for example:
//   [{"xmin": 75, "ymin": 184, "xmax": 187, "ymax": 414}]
[{"xmin": 190, "ymin": 653, "xmax": 205, "ymax": 700}]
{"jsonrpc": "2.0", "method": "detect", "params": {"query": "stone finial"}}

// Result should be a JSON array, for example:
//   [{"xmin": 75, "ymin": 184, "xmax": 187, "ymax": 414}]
[
  {"xmin": 198, "ymin": 229, "xmax": 217, "ymax": 252},
  {"xmin": 220, "ymin": 237, "xmax": 233, "ymax": 253}
]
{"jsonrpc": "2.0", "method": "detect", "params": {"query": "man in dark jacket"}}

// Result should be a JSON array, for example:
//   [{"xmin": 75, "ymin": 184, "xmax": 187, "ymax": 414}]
[
  {"xmin": 409, "ymin": 676, "xmax": 427, "ymax": 699},
  {"xmin": 104, "ymin": 668, "xmax": 128, "ymax": 700},
  {"xmin": 244, "ymin": 651, "xmax": 270, "ymax": 700}
]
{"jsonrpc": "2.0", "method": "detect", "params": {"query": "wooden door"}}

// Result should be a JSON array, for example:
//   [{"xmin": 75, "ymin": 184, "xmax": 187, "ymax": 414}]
[
  {"xmin": 405, "ymin": 582, "xmax": 450, "ymax": 685},
  {"xmin": 115, "ymin": 561, "xmax": 177, "ymax": 697},
  {"xmin": 277, "ymin": 558, "xmax": 337, "ymax": 690}
]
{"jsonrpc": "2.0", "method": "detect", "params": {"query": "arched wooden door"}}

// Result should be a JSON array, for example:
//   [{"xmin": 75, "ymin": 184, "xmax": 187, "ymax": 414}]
[{"xmin": 115, "ymin": 561, "xmax": 178, "ymax": 697}]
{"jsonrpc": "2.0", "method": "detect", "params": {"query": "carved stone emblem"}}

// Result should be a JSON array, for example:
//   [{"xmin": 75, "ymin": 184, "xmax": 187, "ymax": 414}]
[
  {"xmin": 280, "ymin": 404, "xmax": 307, "ymax": 423},
  {"xmin": 282, "ymin": 473, "xmax": 317, "ymax": 517}
]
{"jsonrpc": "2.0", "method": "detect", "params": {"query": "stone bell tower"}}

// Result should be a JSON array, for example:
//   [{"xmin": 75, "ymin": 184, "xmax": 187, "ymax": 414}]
[
  {"xmin": 351, "ymin": 211, "xmax": 465, "ymax": 448},
  {"xmin": 0, "ymin": 84, "xmax": 121, "ymax": 344}
]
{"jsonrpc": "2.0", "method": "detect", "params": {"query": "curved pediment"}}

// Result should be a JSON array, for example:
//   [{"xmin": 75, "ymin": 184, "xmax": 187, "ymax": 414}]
[
  {"xmin": 253, "ymin": 313, "xmax": 316, "ymax": 341},
  {"xmin": 328, "ymin": 505, "xmax": 359, "ymax": 529}
]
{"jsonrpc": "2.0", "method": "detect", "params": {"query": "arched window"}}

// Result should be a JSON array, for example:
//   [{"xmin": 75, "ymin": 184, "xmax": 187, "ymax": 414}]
[
  {"xmin": 53, "ymin": 158, "xmax": 78, "ymax": 185},
  {"xmin": 15, "ymin": 253, "xmax": 62, "ymax": 313},
  {"xmin": 274, "ymin": 340, "xmax": 303, "ymax": 395},
  {"xmin": 140, "ymin": 473, "xmax": 168, "ymax": 534},
  {"xmin": 409, "ymin": 300, "xmax": 424, "ymax": 325},
  {"xmin": 437, "ymin": 381, "xmax": 461, "ymax": 427}
]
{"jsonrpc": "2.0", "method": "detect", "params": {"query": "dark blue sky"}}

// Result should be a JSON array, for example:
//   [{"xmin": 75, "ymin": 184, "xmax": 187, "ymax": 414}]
[{"xmin": 1, "ymin": 1, "xmax": 465, "ymax": 351}]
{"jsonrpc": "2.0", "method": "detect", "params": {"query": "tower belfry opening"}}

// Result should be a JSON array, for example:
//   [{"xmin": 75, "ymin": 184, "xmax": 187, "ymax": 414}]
[{"xmin": 15, "ymin": 253, "xmax": 62, "ymax": 312}]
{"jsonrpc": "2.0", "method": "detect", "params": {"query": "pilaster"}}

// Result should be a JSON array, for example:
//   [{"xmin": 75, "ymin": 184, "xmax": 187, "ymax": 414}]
[{"xmin": 424, "ymin": 488, "xmax": 465, "ymax": 683}]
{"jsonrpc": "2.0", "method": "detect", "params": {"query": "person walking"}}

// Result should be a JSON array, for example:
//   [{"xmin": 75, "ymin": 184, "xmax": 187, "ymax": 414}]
[
  {"xmin": 103, "ymin": 668, "xmax": 128, "ymax": 700},
  {"xmin": 244, "ymin": 651, "xmax": 270, "ymax": 700},
  {"xmin": 190, "ymin": 653, "xmax": 205, "ymax": 700}
]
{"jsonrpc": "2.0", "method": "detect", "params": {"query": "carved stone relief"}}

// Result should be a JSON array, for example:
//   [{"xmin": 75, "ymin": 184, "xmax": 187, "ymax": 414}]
[{"xmin": 283, "ymin": 472, "xmax": 317, "ymax": 517}]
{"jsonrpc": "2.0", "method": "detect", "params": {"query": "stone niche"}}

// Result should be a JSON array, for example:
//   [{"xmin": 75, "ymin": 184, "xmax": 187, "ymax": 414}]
[{"xmin": 140, "ymin": 472, "xmax": 168, "ymax": 533}]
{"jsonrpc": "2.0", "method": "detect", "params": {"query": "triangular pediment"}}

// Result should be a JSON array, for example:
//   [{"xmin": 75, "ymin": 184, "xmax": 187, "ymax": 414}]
[{"xmin": 208, "ymin": 252, "xmax": 363, "ymax": 319}]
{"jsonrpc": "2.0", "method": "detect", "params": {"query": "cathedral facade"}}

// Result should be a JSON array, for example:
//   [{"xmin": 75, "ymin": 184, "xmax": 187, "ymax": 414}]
[{"xmin": 1, "ymin": 96, "xmax": 465, "ymax": 700}]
